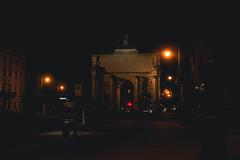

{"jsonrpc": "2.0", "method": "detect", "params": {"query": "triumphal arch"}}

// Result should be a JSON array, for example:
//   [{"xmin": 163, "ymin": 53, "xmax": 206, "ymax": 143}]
[{"xmin": 91, "ymin": 38, "xmax": 162, "ymax": 112}]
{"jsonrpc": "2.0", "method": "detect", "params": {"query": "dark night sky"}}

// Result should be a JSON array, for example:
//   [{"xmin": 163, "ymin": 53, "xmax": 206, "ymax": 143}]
[{"xmin": 0, "ymin": 1, "xmax": 239, "ymax": 84}]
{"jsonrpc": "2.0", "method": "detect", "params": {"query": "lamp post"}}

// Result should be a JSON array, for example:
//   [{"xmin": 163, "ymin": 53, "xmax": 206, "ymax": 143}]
[
  {"xmin": 167, "ymin": 75, "xmax": 173, "ymax": 81},
  {"xmin": 161, "ymin": 49, "xmax": 174, "ymax": 101},
  {"xmin": 41, "ymin": 74, "xmax": 53, "ymax": 117},
  {"xmin": 176, "ymin": 44, "xmax": 182, "ymax": 109},
  {"xmin": 154, "ymin": 49, "xmax": 172, "ymax": 110},
  {"xmin": 160, "ymin": 45, "xmax": 182, "ymax": 109},
  {"xmin": 57, "ymin": 83, "xmax": 67, "ymax": 116},
  {"xmin": 57, "ymin": 83, "xmax": 66, "ymax": 93}
]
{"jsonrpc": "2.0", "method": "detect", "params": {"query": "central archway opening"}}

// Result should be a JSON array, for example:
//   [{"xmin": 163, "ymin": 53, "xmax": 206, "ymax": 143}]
[{"xmin": 120, "ymin": 80, "xmax": 134, "ymax": 111}]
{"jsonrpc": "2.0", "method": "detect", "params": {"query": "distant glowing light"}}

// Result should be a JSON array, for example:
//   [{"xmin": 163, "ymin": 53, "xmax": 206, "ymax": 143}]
[
  {"xmin": 127, "ymin": 102, "xmax": 133, "ymax": 107},
  {"xmin": 58, "ymin": 84, "xmax": 66, "ymax": 92},
  {"xmin": 163, "ymin": 89, "xmax": 170, "ymax": 95},
  {"xmin": 163, "ymin": 88, "xmax": 173, "ymax": 98},
  {"xmin": 167, "ymin": 76, "xmax": 173, "ymax": 80}
]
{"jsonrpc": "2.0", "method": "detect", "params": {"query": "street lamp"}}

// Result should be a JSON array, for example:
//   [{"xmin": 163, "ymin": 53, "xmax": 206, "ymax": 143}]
[
  {"xmin": 42, "ymin": 75, "xmax": 53, "ymax": 86},
  {"xmin": 163, "ymin": 88, "xmax": 173, "ymax": 99},
  {"xmin": 160, "ymin": 45, "xmax": 182, "ymax": 109},
  {"xmin": 44, "ymin": 77, "xmax": 51, "ymax": 83},
  {"xmin": 41, "ymin": 74, "xmax": 53, "ymax": 117},
  {"xmin": 158, "ymin": 49, "xmax": 174, "ymax": 105},
  {"xmin": 57, "ymin": 83, "xmax": 66, "ymax": 93},
  {"xmin": 154, "ymin": 49, "xmax": 173, "ymax": 109},
  {"xmin": 56, "ymin": 83, "xmax": 67, "ymax": 116},
  {"xmin": 167, "ymin": 75, "xmax": 173, "ymax": 81},
  {"xmin": 162, "ymin": 49, "xmax": 174, "ymax": 59}
]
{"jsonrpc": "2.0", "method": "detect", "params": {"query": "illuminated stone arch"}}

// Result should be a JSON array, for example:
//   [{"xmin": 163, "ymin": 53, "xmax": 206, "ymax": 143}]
[{"xmin": 92, "ymin": 47, "xmax": 161, "ymax": 111}]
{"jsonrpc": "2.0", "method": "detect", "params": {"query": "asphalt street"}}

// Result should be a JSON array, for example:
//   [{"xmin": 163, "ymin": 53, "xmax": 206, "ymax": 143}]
[{"xmin": 1, "ymin": 113, "xmax": 240, "ymax": 160}]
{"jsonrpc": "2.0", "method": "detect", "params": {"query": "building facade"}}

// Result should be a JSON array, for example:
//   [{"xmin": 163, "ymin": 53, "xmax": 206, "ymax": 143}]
[
  {"xmin": 0, "ymin": 49, "xmax": 25, "ymax": 112},
  {"xmin": 91, "ymin": 44, "xmax": 162, "ymax": 112}
]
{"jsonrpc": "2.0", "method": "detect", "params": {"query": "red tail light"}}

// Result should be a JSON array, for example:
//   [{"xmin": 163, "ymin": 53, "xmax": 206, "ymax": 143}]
[{"xmin": 127, "ymin": 101, "xmax": 133, "ymax": 107}]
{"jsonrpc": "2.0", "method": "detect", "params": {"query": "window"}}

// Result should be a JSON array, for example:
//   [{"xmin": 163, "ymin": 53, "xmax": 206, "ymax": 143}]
[
  {"xmin": 13, "ymin": 101, "xmax": 16, "ymax": 110},
  {"xmin": 19, "ymin": 85, "xmax": 22, "ymax": 93},
  {"xmin": 15, "ymin": 71, "xmax": 18, "ymax": 79},
  {"xmin": 15, "ymin": 85, "xmax": 17, "ymax": 92},
  {"xmin": 8, "ymin": 101, "xmax": 11, "ymax": 110},
  {"xmin": 3, "ymin": 68, "xmax": 6, "ymax": 76},
  {"xmin": 2, "ymin": 83, "xmax": 6, "ymax": 91},
  {"xmin": 3, "ymin": 56, "xmax": 6, "ymax": 64},
  {"xmin": 9, "ymin": 69, "xmax": 11, "ymax": 77},
  {"xmin": 8, "ymin": 84, "xmax": 11, "ymax": 92}
]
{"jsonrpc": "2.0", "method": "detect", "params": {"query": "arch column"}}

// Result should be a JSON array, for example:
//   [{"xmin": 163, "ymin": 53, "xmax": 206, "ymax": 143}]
[
  {"xmin": 134, "ymin": 76, "xmax": 140, "ymax": 104},
  {"xmin": 92, "ymin": 66, "xmax": 105, "ymax": 111},
  {"xmin": 153, "ymin": 75, "xmax": 160, "ymax": 103},
  {"xmin": 116, "ymin": 81, "xmax": 121, "ymax": 111}
]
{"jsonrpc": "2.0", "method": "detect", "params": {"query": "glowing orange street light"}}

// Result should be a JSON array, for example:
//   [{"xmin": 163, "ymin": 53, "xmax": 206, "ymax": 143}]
[
  {"xmin": 162, "ymin": 49, "xmax": 173, "ymax": 59},
  {"xmin": 57, "ymin": 84, "xmax": 66, "ymax": 92},
  {"xmin": 166, "ymin": 90, "xmax": 170, "ymax": 94},
  {"xmin": 60, "ymin": 85, "xmax": 64, "ymax": 90},
  {"xmin": 42, "ymin": 75, "xmax": 53, "ymax": 86},
  {"xmin": 44, "ymin": 76, "xmax": 51, "ymax": 83},
  {"xmin": 41, "ymin": 74, "xmax": 53, "ymax": 117},
  {"xmin": 163, "ymin": 89, "xmax": 173, "ymax": 98}
]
